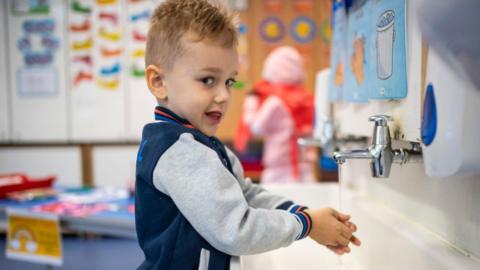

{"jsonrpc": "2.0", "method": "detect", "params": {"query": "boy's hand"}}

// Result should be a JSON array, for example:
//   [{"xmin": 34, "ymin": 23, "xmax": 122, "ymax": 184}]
[{"xmin": 304, "ymin": 208, "xmax": 361, "ymax": 254}]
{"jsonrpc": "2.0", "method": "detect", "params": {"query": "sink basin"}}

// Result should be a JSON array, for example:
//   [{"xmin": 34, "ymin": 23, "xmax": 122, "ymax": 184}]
[{"xmin": 241, "ymin": 183, "xmax": 479, "ymax": 270}]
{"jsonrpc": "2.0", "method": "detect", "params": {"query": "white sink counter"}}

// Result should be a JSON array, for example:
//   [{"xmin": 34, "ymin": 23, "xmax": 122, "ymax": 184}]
[{"xmin": 241, "ymin": 183, "xmax": 479, "ymax": 270}]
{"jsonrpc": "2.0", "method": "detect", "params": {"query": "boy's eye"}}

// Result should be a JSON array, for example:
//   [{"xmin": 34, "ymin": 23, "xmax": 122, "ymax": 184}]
[
  {"xmin": 201, "ymin": 77, "xmax": 215, "ymax": 86},
  {"xmin": 226, "ymin": 78, "xmax": 237, "ymax": 88}
]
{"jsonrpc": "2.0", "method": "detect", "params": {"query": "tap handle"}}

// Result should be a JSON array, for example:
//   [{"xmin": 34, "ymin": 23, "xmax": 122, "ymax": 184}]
[{"xmin": 368, "ymin": 115, "xmax": 392, "ymax": 126}]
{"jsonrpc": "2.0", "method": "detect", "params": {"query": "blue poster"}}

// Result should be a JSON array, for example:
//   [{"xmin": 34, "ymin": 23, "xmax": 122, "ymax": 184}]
[
  {"xmin": 328, "ymin": 0, "xmax": 347, "ymax": 102},
  {"xmin": 344, "ymin": 0, "xmax": 371, "ymax": 103},
  {"xmin": 367, "ymin": 0, "xmax": 407, "ymax": 99}
]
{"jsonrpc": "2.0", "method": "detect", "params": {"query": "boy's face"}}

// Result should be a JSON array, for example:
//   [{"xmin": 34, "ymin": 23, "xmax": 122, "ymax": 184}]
[{"xmin": 148, "ymin": 33, "xmax": 238, "ymax": 136}]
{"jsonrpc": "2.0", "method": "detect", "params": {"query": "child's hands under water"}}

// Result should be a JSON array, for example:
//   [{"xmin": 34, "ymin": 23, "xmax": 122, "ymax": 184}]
[{"xmin": 304, "ymin": 208, "xmax": 361, "ymax": 255}]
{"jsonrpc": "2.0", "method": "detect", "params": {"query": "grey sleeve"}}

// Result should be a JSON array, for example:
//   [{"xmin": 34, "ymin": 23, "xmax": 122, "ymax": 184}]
[
  {"xmin": 225, "ymin": 147, "xmax": 293, "ymax": 209},
  {"xmin": 152, "ymin": 133, "xmax": 303, "ymax": 256}
]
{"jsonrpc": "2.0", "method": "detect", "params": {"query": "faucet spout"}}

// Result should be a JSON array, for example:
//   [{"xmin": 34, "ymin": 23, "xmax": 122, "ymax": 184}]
[
  {"xmin": 333, "ymin": 149, "xmax": 374, "ymax": 164},
  {"xmin": 331, "ymin": 115, "xmax": 422, "ymax": 178}
]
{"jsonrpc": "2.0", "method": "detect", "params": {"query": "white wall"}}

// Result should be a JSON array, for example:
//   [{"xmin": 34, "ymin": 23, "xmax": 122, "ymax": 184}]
[
  {"xmin": 0, "ymin": 147, "xmax": 83, "ymax": 187},
  {"xmin": 92, "ymin": 145, "xmax": 138, "ymax": 188}
]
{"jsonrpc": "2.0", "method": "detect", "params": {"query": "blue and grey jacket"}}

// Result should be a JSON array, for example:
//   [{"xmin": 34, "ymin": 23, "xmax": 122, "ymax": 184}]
[{"xmin": 135, "ymin": 107, "xmax": 311, "ymax": 270}]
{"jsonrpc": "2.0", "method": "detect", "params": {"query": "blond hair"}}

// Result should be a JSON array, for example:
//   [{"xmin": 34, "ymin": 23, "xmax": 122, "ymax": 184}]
[{"xmin": 146, "ymin": 0, "xmax": 238, "ymax": 69}]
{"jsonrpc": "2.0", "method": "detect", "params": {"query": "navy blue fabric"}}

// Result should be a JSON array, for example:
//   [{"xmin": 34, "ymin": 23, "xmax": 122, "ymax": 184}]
[{"xmin": 135, "ymin": 111, "xmax": 233, "ymax": 270}]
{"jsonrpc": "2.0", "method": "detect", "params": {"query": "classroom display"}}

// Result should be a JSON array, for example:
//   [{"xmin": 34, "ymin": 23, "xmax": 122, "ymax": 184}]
[{"xmin": 4, "ymin": 0, "xmax": 158, "ymax": 142}]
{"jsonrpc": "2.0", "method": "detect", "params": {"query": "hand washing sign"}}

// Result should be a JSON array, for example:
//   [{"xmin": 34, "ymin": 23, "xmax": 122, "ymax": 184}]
[
  {"xmin": 376, "ymin": 10, "xmax": 395, "ymax": 80},
  {"xmin": 329, "ymin": 0, "xmax": 407, "ymax": 102},
  {"xmin": 368, "ymin": 0, "xmax": 407, "ymax": 99},
  {"xmin": 6, "ymin": 208, "xmax": 63, "ymax": 266}
]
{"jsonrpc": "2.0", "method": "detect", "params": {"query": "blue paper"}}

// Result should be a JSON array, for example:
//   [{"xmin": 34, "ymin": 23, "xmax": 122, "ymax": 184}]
[
  {"xmin": 328, "ymin": 1, "xmax": 347, "ymax": 102},
  {"xmin": 344, "ymin": 0, "xmax": 371, "ymax": 103}
]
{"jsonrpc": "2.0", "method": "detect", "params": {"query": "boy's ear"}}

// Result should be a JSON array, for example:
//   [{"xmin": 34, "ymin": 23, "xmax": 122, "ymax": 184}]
[{"xmin": 146, "ymin": 64, "xmax": 167, "ymax": 100}]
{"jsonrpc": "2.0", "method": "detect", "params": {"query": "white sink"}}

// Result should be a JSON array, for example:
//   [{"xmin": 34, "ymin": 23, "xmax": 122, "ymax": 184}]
[{"xmin": 240, "ymin": 183, "xmax": 479, "ymax": 270}]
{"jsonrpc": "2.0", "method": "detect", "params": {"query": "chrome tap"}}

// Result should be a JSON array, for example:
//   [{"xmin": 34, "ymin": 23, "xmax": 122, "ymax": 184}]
[
  {"xmin": 298, "ymin": 118, "xmax": 335, "ymax": 155},
  {"xmin": 333, "ymin": 115, "xmax": 422, "ymax": 178},
  {"xmin": 298, "ymin": 118, "xmax": 368, "ymax": 156}
]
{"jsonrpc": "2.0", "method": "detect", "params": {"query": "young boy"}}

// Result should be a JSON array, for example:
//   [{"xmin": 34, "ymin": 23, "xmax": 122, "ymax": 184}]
[{"xmin": 135, "ymin": 1, "xmax": 360, "ymax": 269}]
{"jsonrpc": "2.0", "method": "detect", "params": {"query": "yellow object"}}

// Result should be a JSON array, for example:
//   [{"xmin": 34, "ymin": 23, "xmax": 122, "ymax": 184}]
[
  {"xmin": 71, "ymin": 38, "xmax": 93, "ymax": 51},
  {"xmin": 97, "ymin": 0, "xmax": 117, "ymax": 5},
  {"xmin": 6, "ymin": 209, "xmax": 62, "ymax": 266},
  {"xmin": 96, "ymin": 78, "xmax": 120, "ymax": 90},
  {"xmin": 130, "ymin": 49, "xmax": 145, "ymax": 58},
  {"xmin": 296, "ymin": 22, "xmax": 310, "ymax": 38},
  {"xmin": 99, "ymin": 28, "xmax": 121, "ymax": 42},
  {"xmin": 266, "ymin": 22, "xmax": 280, "ymax": 38}
]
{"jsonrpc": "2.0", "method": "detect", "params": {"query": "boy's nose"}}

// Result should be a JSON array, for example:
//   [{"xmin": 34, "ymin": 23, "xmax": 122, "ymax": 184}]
[{"xmin": 214, "ymin": 86, "xmax": 230, "ymax": 103}]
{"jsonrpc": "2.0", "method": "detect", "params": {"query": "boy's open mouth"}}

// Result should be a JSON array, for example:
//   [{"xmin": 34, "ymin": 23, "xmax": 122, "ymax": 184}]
[{"xmin": 205, "ymin": 111, "xmax": 223, "ymax": 123}]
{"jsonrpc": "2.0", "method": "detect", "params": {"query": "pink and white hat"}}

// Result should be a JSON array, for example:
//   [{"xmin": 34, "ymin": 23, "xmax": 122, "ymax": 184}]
[{"xmin": 262, "ymin": 46, "xmax": 305, "ymax": 85}]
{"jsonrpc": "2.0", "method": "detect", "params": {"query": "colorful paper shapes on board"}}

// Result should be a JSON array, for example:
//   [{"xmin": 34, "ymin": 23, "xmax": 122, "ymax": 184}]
[
  {"xmin": 17, "ymin": 37, "xmax": 31, "ymax": 52},
  {"xmin": 101, "ymin": 47, "xmax": 122, "ymax": 57},
  {"xmin": 72, "ymin": 0, "xmax": 92, "ymax": 14},
  {"xmin": 130, "ymin": 49, "xmax": 145, "ymax": 58},
  {"xmin": 131, "ymin": 65, "xmax": 145, "ymax": 77},
  {"xmin": 96, "ymin": 78, "xmax": 120, "ymax": 90},
  {"xmin": 41, "ymin": 36, "xmax": 59, "ymax": 50},
  {"xmin": 293, "ymin": 0, "xmax": 314, "ymax": 13},
  {"xmin": 99, "ymin": 12, "xmax": 118, "ymax": 25},
  {"xmin": 24, "ymin": 52, "xmax": 53, "ymax": 66},
  {"xmin": 238, "ymin": 23, "xmax": 248, "ymax": 35},
  {"xmin": 99, "ymin": 28, "xmax": 121, "ymax": 41},
  {"xmin": 23, "ymin": 19, "xmax": 55, "ymax": 34},
  {"xmin": 70, "ymin": 20, "xmax": 91, "ymax": 32},
  {"xmin": 263, "ymin": 0, "xmax": 283, "ymax": 13},
  {"xmin": 319, "ymin": 19, "xmax": 332, "ymax": 43},
  {"xmin": 73, "ymin": 55, "xmax": 93, "ymax": 66},
  {"xmin": 259, "ymin": 16, "xmax": 285, "ymax": 43},
  {"xmin": 100, "ymin": 62, "xmax": 121, "ymax": 75},
  {"xmin": 132, "ymin": 30, "xmax": 147, "ymax": 42},
  {"xmin": 290, "ymin": 16, "xmax": 316, "ymax": 44},
  {"xmin": 130, "ymin": 10, "xmax": 151, "ymax": 22},
  {"xmin": 73, "ymin": 71, "xmax": 94, "ymax": 86},
  {"xmin": 72, "ymin": 38, "xmax": 93, "ymax": 51},
  {"xmin": 13, "ymin": 1, "xmax": 50, "ymax": 14},
  {"xmin": 97, "ymin": 0, "xmax": 118, "ymax": 6}
]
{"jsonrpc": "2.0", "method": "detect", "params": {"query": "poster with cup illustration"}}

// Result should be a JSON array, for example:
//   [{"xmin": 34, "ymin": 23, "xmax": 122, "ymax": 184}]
[
  {"xmin": 367, "ymin": 0, "xmax": 407, "ymax": 100},
  {"xmin": 344, "ymin": 0, "xmax": 371, "ymax": 103}
]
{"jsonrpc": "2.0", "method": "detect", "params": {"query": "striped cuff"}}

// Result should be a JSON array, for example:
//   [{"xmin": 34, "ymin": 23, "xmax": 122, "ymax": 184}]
[
  {"xmin": 275, "ymin": 201, "xmax": 295, "ymax": 210},
  {"xmin": 287, "ymin": 204, "xmax": 309, "ymax": 214},
  {"xmin": 294, "ymin": 211, "xmax": 312, "ymax": 240}
]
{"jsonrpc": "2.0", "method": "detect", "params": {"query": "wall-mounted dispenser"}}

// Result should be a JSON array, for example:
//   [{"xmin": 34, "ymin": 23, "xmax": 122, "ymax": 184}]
[{"xmin": 421, "ymin": 48, "xmax": 480, "ymax": 178}]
